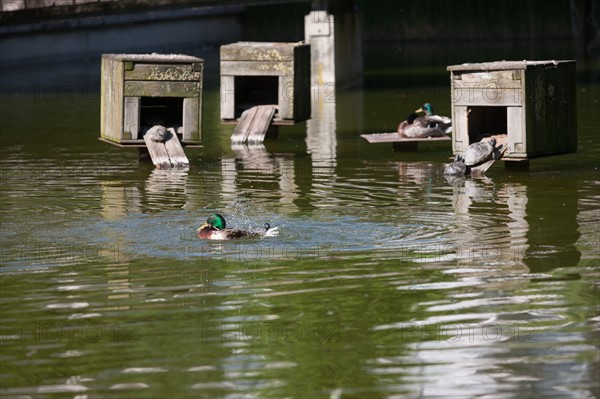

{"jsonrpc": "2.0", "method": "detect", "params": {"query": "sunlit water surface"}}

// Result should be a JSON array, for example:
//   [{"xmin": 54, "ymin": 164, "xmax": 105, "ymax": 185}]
[{"xmin": 1, "ymin": 41, "xmax": 599, "ymax": 399}]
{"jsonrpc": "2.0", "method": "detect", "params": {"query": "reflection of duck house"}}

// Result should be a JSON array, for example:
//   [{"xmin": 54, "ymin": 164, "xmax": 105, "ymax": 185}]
[
  {"xmin": 220, "ymin": 42, "xmax": 311, "ymax": 123},
  {"xmin": 448, "ymin": 60, "xmax": 577, "ymax": 160},
  {"xmin": 100, "ymin": 54, "xmax": 203, "ymax": 146}
]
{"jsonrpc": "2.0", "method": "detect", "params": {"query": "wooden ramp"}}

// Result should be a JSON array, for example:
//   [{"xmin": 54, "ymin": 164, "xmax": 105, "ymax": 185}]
[
  {"xmin": 231, "ymin": 105, "xmax": 277, "ymax": 144},
  {"xmin": 361, "ymin": 133, "xmax": 451, "ymax": 151},
  {"xmin": 144, "ymin": 128, "xmax": 189, "ymax": 169}
]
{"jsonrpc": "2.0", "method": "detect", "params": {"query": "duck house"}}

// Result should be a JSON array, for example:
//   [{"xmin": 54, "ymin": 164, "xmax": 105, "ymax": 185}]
[
  {"xmin": 447, "ymin": 60, "xmax": 577, "ymax": 161},
  {"xmin": 220, "ymin": 42, "xmax": 311, "ymax": 123},
  {"xmin": 100, "ymin": 53, "xmax": 203, "ymax": 146}
]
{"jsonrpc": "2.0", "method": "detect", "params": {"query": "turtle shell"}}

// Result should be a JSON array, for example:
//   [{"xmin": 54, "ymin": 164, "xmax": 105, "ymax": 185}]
[
  {"xmin": 147, "ymin": 125, "xmax": 167, "ymax": 143},
  {"xmin": 462, "ymin": 140, "xmax": 495, "ymax": 166},
  {"xmin": 444, "ymin": 159, "xmax": 467, "ymax": 176}
]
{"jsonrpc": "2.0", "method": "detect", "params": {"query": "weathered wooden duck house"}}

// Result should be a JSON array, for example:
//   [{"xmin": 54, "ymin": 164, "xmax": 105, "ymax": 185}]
[
  {"xmin": 447, "ymin": 60, "xmax": 577, "ymax": 162},
  {"xmin": 100, "ymin": 53, "xmax": 203, "ymax": 146},
  {"xmin": 220, "ymin": 42, "xmax": 311, "ymax": 126}
]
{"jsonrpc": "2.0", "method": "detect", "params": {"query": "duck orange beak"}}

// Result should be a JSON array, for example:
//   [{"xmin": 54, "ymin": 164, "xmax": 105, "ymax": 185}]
[
  {"xmin": 197, "ymin": 223, "xmax": 209, "ymax": 231},
  {"xmin": 415, "ymin": 107, "xmax": 424, "ymax": 113}
]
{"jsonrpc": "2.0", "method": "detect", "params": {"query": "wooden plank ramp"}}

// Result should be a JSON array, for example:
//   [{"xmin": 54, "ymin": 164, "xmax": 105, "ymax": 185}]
[
  {"xmin": 231, "ymin": 105, "xmax": 277, "ymax": 144},
  {"xmin": 144, "ymin": 128, "xmax": 189, "ymax": 169}
]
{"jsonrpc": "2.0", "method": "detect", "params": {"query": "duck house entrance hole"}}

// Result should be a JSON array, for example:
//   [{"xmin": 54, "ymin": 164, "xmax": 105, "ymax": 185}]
[
  {"xmin": 140, "ymin": 97, "xmax": 183, "ymax": 132},
  {"xmin": 467, "ymin": 106, "xmax": 507, "ymax": 143},
  {"xmin": 234, "ymin": 76, "xmax": 279, "ymax": 118}
]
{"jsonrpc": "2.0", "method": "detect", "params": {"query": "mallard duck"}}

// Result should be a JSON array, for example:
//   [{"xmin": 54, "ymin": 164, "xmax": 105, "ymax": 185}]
[
  {"xmin": 406, "ymin": 103, "xmax": 452, "ymax": 137},
  {"xmin": 397, "ymin": 113, "xmax": 450, "ymax": 138},
  {"xmin": 197, "ymin": 213, "xmax": 278, "ymax": 240},
  {"xmin": 415, "ymin": 103, "xmax": 452, "ymax": 125}
]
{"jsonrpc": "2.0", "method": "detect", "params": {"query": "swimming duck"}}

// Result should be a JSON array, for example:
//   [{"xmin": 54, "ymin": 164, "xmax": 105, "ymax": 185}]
[
  {"xmin": 397, "ymin": 113, "xmax": 451, "ymax": 138},
  {"xmin": 197, "ymin": 213, "xmax": 277, "ymax": 240}
]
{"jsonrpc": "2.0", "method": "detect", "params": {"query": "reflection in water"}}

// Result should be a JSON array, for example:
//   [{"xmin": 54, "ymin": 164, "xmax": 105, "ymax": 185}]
[
  {"xmin": 524, "ymin": 178, "xmax": 581, "ymax": 272},
  {"xmin": 145, "ymin": 169, "xmax": 191, "ymax": 211},
  {"xmin": 575, "ymin": 182, "xmax": 599, "ymax": 267},
  {"xmin": 100, "ymin": 182, "xmax": 141, "ymax": 221},
  {"xmin": 505, "ymin": 183, "xmax": 529, "ymax": 264},
  {"xmin": 306, "ymin": 88, "xmax": 337, "ymax": 164},
  {"xmin": 221, "ymin": 144, "xmax": 299, "ymax": 213},
  {"xmin": 448, "ymin": 178, "xmax": 530, "ymax": 267},
  {"xmin": 375, "ymin": 174, "xmax": 595, "ymax": 398},
  {"xmin": 276, "ymin": 156, "xmax": 299, "ymax": 214},
  {"xmin": 101, "ymin": 169, "xmax": 191, "ymax": 218},
  {"xmin": 2, "ymin": 151, "xmax": 597, "ymax": 397},
  {"xmin": 306, "ymin": 89, "xmax": 339, "ymax": 211},
  {"xmin": 305, "ymin": 85, "xmax": 364, "ymax": 212}
]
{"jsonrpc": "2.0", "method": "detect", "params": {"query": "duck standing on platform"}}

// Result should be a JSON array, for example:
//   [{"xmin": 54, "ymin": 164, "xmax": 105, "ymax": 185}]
[
  {"xmin": 396, "ymin": 113, "xmax": 449, "ymax": 138},
  {"xmin": 197, "ymin": 213, "xmax": 278, "ymax": 240},
  {"xmin": 397, "ymin": 103, "xmax": 452, "ymax": 138}
]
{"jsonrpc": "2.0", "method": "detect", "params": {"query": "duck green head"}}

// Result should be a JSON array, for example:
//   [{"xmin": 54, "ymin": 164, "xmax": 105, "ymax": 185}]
[
  {"xmin": 415, "ymin": 103, "xmax": 433, "ymax": 116},
  {"xmin": 198, "ymin": 213, "xmax": 226, "ymax": 231}
]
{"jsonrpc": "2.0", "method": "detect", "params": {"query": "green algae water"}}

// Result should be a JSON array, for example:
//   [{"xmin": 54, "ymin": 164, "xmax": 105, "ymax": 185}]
[{"xmin": 1, "ymin": 41, "xmax": 598, "ymax": 398}]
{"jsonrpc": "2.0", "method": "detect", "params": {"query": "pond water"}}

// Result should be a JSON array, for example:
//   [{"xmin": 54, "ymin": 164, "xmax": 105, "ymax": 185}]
[{"xmin": 1, "ymin": 41, "xmax": 599, "ymax": 399}]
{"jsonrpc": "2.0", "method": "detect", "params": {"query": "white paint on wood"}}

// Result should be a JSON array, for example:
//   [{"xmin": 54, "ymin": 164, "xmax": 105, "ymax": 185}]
[
  {"xmin": 453, "ymin": 78, "xmax": 521, "ymax": 89},
  {"xmin": 507, "ymin": 107, "xmax": 525, "ymax": 155},
  {"xmin": 305, "ymin": 11, "xmax": 335, "ymax": 86},
  {"xmin": 221, "ymin": 61, "xmax": 294, "ymax": 76},
  {"xmin": 144, "ymin": 133, "xmax": 171, "ymax": 169},
  {"xmin": 454, "ymin": 106, "xmax": 469, "ymax": 153},
  {"xmin": 305, "ymin": 11, "xmax": 331, "ymax": 37},
  {"xmin": 143, "ymin": 127, "xmax": 189, "ymax": 169},
  {"xmin": 231, "ymin": 106, "xmax": 258, "ymax": 143},
  {"xmin": 183, "ymin": 97, "xmax": 200, "ymax": 142},
  {"xmin": 164, "ymin": 128, "xmax": 189, "ymax": 168},
  {"xmin": 247, "ymin": 105, "xmax": 277, "ymax": 144},
  {"xmin": 220, "ymin": 75, "xmax": 235, "ymax": 120},
  {"xmin": 447, "ymin": 60, "xmax": 574, "ymax": 72},
  {"xmin": 452, "ymin": 87, "xmax": 522, "ymax": 106},
  {"xmin": 278, "ymin": 75, "xmax": 293, "ymax": 120},
  {"xmin": 124, "ymin": 64, "xmax": 202, "ymax": 81},
  {"xmin": 231, "ymin": 105, "xmax": 276, "ymax": 144},
  {"xmin": 220, "ymin": 42, "xmax": 303, "ymax": 61},
  {"xmin": 123, "ymin": 81, "xmax": 201, "ymax": 97},
  {"xmin": 123, "ymin": 97, "xmax": 140, "ymax": 139},
  {"xmin": 104, "ymin": 53, "xmax": 204, "ymax": 63}
]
